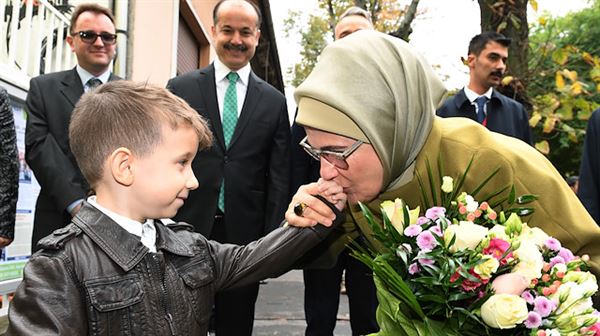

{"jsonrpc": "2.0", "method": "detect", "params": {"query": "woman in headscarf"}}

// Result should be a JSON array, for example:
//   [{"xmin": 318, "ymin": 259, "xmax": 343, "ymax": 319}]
[{"xmin": 287, "ymin": 30, "xmax": 600, "ymax": 279}]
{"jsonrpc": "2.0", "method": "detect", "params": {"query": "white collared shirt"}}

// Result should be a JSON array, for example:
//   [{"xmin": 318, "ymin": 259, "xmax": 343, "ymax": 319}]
[
  {"xmin": 214, "ymin": 58, "xmax": 251, "ymax": 120},
  {"xmin": 464, "ymin": 86, "xmax": 493, "ymax": 115},
  {"xmin": 87, "ymin": 196, "xmax": 157, "ymax": 253},
  {"xmin": 76, "ymin": 65, "xmax": 111, "ymax": 92}
]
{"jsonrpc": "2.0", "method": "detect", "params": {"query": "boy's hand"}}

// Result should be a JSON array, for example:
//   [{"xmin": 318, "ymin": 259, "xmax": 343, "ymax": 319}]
[{"xmin": 285, "ymin": 179, "xmax": 347, "ymax": 228}]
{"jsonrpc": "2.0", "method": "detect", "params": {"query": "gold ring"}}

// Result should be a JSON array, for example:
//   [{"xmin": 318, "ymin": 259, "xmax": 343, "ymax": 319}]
[{"xmin": 293, "ymin": 202, "xmax": 308, "ymax": 217}]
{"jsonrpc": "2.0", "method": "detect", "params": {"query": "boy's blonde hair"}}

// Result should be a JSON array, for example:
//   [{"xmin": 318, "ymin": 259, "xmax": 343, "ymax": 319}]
[{"xmin": 69, "ymin": 80, "xmax": 213, "ymax": 187}]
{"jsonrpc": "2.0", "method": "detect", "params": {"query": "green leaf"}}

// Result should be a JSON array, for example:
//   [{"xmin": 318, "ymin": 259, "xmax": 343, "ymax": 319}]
[
  {"xmin": 516, "ymin": 194, "xmax": 539, "ymax": 204},
  {"xmin": 450, "ymin": 155, "xmax": 474, "ymax": 202},
  {"xmin": 425, "ymin": 157, "xmax": 438, "ymax": 205},
  {"xmin": 506, "ymin": 207, "xmax": 536, "ymax": 216},
  {"xmin": 507, "ymin": 185, "xmax": 516, "ymax": 205},
  {"xmin": 470, "ymin": 167, "xmax": 500, "ymax": 197},
  {"xmin": 416, "ymin": 171, "xmax": 431, "ymax": 210}
]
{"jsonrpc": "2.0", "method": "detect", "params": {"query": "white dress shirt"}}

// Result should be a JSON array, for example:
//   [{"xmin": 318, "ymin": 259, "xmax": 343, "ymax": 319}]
[
  {"xmin": 76, "ymin": 65, "xmax": 111, "ymax": 92},
  {"xmin": 464, "ymin": 86, "xmax": 493, "ymax": 115},
  {"xmin": 214, "ymin": 58, "xmax": 251, "ymax": 120},
  {"xmin": 87, "ymin": 196, "xmax": 157, "ymax": 253}
]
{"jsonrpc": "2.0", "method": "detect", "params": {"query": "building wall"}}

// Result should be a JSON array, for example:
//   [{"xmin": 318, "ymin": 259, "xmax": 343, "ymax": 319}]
[
  {"xmin": 130, "ymin": 0, "xmax": 218, "ymax": 86},
  {"xmin": 129, "ymin": 1, "xmax": 176, "ymax": 85}
]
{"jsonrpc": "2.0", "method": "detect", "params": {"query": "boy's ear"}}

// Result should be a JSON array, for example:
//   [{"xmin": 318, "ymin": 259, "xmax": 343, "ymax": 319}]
[{"xmin": 109, "ymin": 147, "xmax": 135, "ymax": 186}]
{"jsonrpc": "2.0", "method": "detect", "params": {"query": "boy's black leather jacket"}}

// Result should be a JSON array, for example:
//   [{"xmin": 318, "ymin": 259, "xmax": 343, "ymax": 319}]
[{"xmin": 7, "ymin": 201, "xmax": 343, "ymax": 335}]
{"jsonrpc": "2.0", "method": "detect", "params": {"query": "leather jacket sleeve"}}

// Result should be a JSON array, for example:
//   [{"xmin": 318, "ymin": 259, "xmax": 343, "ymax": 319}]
[
  {"xmin": 210, "ymin": 196, "xmax": 344, "ymax": 290},
  {"xmin": 6, "ymin": 252, "xmax": 87, "ymax": 335}
]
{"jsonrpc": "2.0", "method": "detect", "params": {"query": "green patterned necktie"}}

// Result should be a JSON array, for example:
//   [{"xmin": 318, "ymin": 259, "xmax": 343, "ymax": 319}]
[
  {"xmin": 218, "ymin": 72, "xmax": 239, "ymax": 212},
  {"xmin": 222, "ymin": 72, "xmax": 239, "ymax": 147}
]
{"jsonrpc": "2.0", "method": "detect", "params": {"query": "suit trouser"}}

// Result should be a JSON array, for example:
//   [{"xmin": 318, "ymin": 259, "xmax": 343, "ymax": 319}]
[
  {"xmin": 211, "ymin": 213, "xmax": 260, "ymax": 336},
  {"xmin": 303, "ymin": 248, "xmax": 379, "ymax": 336}
]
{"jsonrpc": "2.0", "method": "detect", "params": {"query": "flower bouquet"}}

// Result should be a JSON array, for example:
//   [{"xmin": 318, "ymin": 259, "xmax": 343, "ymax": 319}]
[{"xmin": 351, "ymin": 157, "xmax": 600, "ymax": 336}]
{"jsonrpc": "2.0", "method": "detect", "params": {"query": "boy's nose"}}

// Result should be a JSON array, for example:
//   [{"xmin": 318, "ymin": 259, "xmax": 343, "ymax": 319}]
[{"xmin": 187, "ymin": 173, "xmax": 199, "ymax": 190}]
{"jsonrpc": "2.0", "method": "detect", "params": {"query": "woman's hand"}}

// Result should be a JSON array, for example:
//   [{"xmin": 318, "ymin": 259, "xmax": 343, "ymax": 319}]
[{"xmin": 285, "ymin": 179, "xmax": 347, "ymax": 227}]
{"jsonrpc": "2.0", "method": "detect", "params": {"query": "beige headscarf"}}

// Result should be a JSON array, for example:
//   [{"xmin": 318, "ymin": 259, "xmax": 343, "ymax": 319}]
[{"xmin": 295, "ymin": 30, "xmax": 447, "ymax": 190}]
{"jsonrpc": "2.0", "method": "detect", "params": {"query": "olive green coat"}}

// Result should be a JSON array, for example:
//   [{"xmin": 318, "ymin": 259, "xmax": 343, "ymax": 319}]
[{"xmin": 343, "ymin": 117, "xmax": 600, "ymax": 275}]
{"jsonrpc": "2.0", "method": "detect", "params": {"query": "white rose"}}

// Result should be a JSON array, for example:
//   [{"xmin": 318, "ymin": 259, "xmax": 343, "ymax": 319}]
[
  {"xmin": 488, "ymin": 224, "xmax": 509, "ymax": 240},
  {"xmin": 521, "ymin": 226, "xmax": 550, "ymax": 248},
  {"xmin": 441, "ymin": 176, "xmax": 454, "ymax": 193},
  {"xmin": 444, "ymin": 221, "xmax": 488, "ymax": 253},
  {"xmin": 512, "ymin": 241, "xmax": 544, "ymax": 281},
  {"xmin": 464, "ymin": 195, "xmax": 479, "ymax": 212},
  {"xmin": 480, "ymin": 294, "xmax": 528, "ymax": 329}
]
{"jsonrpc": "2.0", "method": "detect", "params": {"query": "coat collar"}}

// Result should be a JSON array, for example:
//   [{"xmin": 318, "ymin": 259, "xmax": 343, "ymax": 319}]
[
  {"xmin": 59, "ymin": 67, "xmax": 120, "ymax": 107},
  {"xmin": 72, "ymin": 202, "xmax": 194, "ymax": 272},
  {"xmin": 454, "ymin": 88, "xmax": 504, "ymax": 110},
  {"xmin": 59, "ymin": 67, "xmax": 85, "ymax": 107}
]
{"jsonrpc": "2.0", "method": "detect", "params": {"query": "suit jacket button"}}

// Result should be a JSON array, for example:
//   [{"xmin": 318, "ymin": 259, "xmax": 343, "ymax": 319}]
[{"xmin": 224, "ymin": 155, "xmax": 228, "ymax": 163}]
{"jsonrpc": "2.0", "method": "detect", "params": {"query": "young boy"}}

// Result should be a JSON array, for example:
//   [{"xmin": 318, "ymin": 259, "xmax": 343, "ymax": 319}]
[{"xmin": 7, "ymin": 81, "xmax": 345, "ymax": 335}]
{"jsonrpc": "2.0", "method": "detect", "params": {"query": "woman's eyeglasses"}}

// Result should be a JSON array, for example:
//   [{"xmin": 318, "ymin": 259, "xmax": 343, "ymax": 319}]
[
  {"xmin": 299, "ymin": 136, "xmax": 363, "ymax": 170},
  {"xmin": 73, "ymin": 30, "xmax": 117, "ymax": 45}
]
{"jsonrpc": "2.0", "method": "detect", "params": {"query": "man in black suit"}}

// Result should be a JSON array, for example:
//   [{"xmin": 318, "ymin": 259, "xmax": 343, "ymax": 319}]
[
  {"xmin": 437, "ymin": 32, "xmax": 532, "ymax": 144},
  {"xmin": 578, "ymin": 108, "xmax": 600, "ymax": 225},
  {"xmin": 25, "ymin": 3, "xmax": 120, "ymax": 251},
  {"xmin": 167, "ymin": 0, "xmax": 290, "ymax": 335}
]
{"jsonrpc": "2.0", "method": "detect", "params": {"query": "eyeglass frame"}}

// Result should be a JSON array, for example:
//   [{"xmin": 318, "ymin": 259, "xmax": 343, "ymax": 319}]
[
  {"xmin": 72, "ymin": 30, "xmax": 118, "ymax": 45},
  {"xmin": 299, "ymin": 135, "xmax": 363, "ymax": 170}
]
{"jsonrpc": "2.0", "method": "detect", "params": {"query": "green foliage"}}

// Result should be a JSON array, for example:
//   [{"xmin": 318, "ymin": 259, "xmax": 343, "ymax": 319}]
[
  {"xmin": 527, "ymin": 0, "xmax": 600, "ymax": 176},
  {"xmin": 285, "ymin": 0, "xmax": 419, "ymax": 87},
  {"xmin": 285, "ymin": 12, "xmax": 330, "ymax": 87}
]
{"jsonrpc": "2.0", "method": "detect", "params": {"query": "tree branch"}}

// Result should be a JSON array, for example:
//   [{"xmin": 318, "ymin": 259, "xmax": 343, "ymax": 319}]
[{"xmin": 390, "ymin": 0, "xmax": 420, "ymax": 41}]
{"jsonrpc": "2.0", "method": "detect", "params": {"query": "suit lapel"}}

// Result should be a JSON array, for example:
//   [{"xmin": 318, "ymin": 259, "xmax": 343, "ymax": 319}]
[
  {"xmin": 229, "ymin": 72, "xmax": 263, "ymax": 148},
  {"xmin": 59, "ymin": 68, "xmax": 84, "ymax": 107},
  {"xmin": 200, "ymin": 65, "xmax": 226, "ymax": 150}
]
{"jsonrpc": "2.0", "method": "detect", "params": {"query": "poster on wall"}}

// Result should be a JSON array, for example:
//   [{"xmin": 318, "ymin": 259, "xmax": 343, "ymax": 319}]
[{"xmin": 0, "ymin": 101, "xmax": 37, "ymax": 281}]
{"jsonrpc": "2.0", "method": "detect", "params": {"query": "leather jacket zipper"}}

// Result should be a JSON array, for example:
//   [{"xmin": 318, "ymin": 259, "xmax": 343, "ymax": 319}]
[{"xmin": 152, "ymin": 253, "xmax": 176, "ymax": 335}]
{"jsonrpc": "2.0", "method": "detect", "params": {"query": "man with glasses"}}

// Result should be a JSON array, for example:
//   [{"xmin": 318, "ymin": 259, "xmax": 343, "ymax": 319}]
[
  {"xmin": 25, "ymin": 3, "xmax": 120, "ymax": 252},
  {"xmin": 290, "ymin": 6, "xmax": 379, "ymax": 336}
]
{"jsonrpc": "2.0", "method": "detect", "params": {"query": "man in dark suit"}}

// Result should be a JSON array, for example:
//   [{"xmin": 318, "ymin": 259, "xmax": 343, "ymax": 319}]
[
  {"xmin": 578, "ymin": 108, "xmax": 600, "ymax": 225},
  {"xmin": 25, "ymin": 3, "xmax": 120, "ymax": 251},
  {"xmin": 437, "ymin": 32, "xmax": 532, "ymax": 144},
  {"xmin": 167, "ymin": 0, "xmax": 290, "ymax": 335}
]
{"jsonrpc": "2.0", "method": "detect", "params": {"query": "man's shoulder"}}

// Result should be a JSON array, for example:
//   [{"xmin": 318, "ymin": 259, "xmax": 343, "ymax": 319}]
[
  {"xmin": 169, "ymin": 65, "xmax": 213, "ymax": 85},
  {"xmin": 437, "ymin": 89, "xmax": 467, "ymax": 115},
  {"xmin": 249, "ymin": 72, "xmax": 285, "ymax": 100},
  {"xmin": 31, "ymin": 68, "xmax": 75, "ymax": 84},
  {"xmin": 491, "ymin": 89, "xmax": 524, "ymax": 109}
]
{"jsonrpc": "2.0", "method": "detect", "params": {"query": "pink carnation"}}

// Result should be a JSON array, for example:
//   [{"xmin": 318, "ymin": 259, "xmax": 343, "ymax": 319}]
[
  {"xmin": 404, "ymin": 224, "xmax": 422, "ymax": 237},
  {"xmin": 408, "ymin": 263, "xmax": 420, "ymax": 275},
  {"xmin": 549, "ymin": 256, "xmax": 565, "ymax": 268},
  {"xmin": 425, "ymin": 207, "xmax": 446, "ymax": 220},
  {"xmin": 416, "ymin": 231, "xmax": 437, "ymax": 251},
  {"xmin": 558, "ymin": 248, "xmax": 575, "ymax": 263},
  {"xmin": 521, "ymin": 290, "xmax": 535, "ymax": 304},
  {"xmin": 544, "ymin": 237, "xmax": 562, "ymax": 251},
  {"xmin": 429, "ymin": 224, "xmax": 443, "ymax": 237},
  {"xmin": 417, "ymin": 216, "xmax": 429, "ymax": 225},
  {"xmin": 534, "ymin": 296, "xmax": 554, "ymax": 317},
  {"xmin": 524, "ymin": 311, "xmax": 542, "ymax": 329}
]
